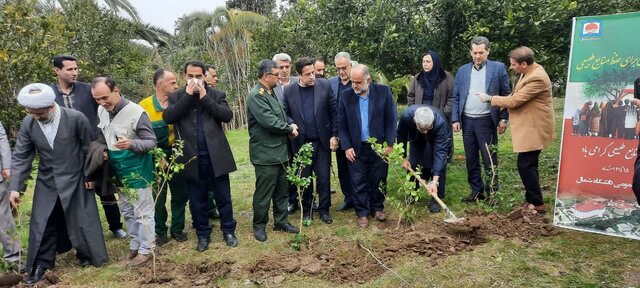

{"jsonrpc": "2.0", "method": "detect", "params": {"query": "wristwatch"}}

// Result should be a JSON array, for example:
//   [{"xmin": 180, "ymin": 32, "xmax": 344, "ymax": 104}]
[{"xmin": 500, "ymin": 119, "xmax": 508, "ymax": 124}]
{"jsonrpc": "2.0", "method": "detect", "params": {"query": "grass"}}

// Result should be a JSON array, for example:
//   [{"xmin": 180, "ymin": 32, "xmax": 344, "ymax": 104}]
[{"xmin": 5, "ymin": 98, "xmax": 640, "ymax": 287}]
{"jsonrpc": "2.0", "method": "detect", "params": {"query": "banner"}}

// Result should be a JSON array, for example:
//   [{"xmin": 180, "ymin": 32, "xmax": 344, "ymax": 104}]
[{"xmin": 555, "ymin": 12, "xmax": 640, "ymax": 240}]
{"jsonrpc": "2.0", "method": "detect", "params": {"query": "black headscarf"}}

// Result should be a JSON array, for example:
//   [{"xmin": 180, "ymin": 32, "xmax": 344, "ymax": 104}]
[{"xmin": 420, "ymin": 50, "xmax": 446, "ymax": 103}]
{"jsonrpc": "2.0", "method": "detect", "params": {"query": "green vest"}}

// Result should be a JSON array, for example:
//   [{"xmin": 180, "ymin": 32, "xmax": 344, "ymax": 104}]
[{"xmin": 98, "ymin": 102, "xmax": 154, "ymax": 189}]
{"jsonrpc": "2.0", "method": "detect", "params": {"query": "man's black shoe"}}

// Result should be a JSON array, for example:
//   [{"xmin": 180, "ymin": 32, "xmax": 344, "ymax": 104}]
[
  {"xmin": 335, "ymin": 202, "xmax": 353, "ymax": 211},
  {"xmin": 319, "ymin": 213, "xmax": 333, "ymax": 224},
  {"xmin": 223, "ymin": 233, "xmax": 238, "ymax": 247},
  {"xmin": 171, "ymin": 232, "xmax": 188, "ymax": 242},
  {"xmin": 274, "ymin": 223, "xmax": 300, "ymax": 234},
  {"xmin": 461, "ymin": 191, "xmax": 485, "ymax": 202},
  {"xmin": 24, "ymin": 265, "xmax": 47, "ymax": 286},
  {"xmin": 156, "ymin": 234, "xmax": 169, "ymax": 246},
  {"xmin": 287, "ymin": 203, "xmax": 299, "ymax": 213},
  {"xmin": 428, "ymin": 199, "xmax": 441, "ymax": 213},
  {"xmin": 253, "ymin": 228, "xmax": 267, "ymax": 242},
  {"xmin": 196, "ymin": 238, "xmax": 210, "ymax": 252},
  {"xmin": 78, "ymin": 258, "xmax": 91, "ymax": 267}
]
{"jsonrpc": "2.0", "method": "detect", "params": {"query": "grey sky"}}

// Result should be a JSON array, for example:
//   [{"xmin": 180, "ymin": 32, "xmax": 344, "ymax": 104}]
[{"xmin": 129, "ymin": 0, "xmax": 227, "ymax": 34}]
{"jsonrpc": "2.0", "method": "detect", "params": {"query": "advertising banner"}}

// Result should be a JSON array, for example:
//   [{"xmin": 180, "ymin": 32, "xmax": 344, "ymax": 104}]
[{"xmin": 555, "ymin": 12, "xmax": 640, "ymax": 240}]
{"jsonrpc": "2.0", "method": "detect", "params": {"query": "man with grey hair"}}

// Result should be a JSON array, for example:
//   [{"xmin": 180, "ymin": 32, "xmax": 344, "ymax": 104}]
[
  {"xmin": 338, "ymin": 64, "xmax": 397, "ymax": 228},
  {"xmin": 451, "ymin": 36, "xmax": 511, "ymax": 203},
  {"xmin": 397, "ymin": 105, "xmax": 453, "ymax": 212},
  {"xmin": 247, "ymin": 60, "xmax": 300, "ymax": 242},
  {"xmin": 329, "ymin": 52, "xmax": 356, "ymax": 212},
  {"xmin": 272, "ymin": 53, "xmax": 299, "ymax": 103}
]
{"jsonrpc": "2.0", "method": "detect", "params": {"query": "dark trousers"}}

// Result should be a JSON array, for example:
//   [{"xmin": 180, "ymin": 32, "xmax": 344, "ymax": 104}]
[
  {"xmin": 299, "ymin": 140, "xmax": 331, "ymax": 215},
  {"xmin": 517, "ymin": 150, "xmax": 543, "ymax": 206},
  {"xmin": 34, "ymin": 198, "xmax": 70, "ymax": 269},
  {"xmin": 187, "ymin": 154, "xmax": 237, "ymax": 240},
  {"xmin": 462, "ymin": 115, "xmax": 499, "ymax": 195},
  {"xmin": 409, "ymin": 142, "xmax": 447, "ymax": 198},
  {"xmin": 154, "ymin": 176, "xmax": 188, "ymax": 237},
  {"xmin": 632, "ymin": 141, "xmax": 640, "ymax": 205},
  {"xmin": 336, "ymin": 148, "xmax": 353, "ymax": 204},
  {"xmin": 253, "ymin": 164, "xmax": 289, "ymax": 229},
  {"xmin": 348, "ymin": 143, "xmax": 388, "ymax": 217},
  {"xmin": 98, "ymin": 193, "xmax": 123, "ymax": 232}
]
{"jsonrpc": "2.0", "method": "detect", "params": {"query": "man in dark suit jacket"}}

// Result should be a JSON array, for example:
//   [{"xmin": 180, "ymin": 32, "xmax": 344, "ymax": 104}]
[
  {"xmin": 283, "ymin": 57, "xmax": 338, "ymax": 224},
  {"xmin": 49, "ymin": 54, "xmax": 126, "ymax": 239},
  {"xmin": 163, "ymin": 60, "xmax": 238, "ymax": 251},
  {"xmin": 328, "ymin": 52, "xmax": 356, "ymax": 211},
  {"xmin": 397, "ymin": 105, "xmax": 452, "ymax": 212},
  {"xmin": 338, "ymin": 64, "xmax": 397, "ymax": 228},
  {"xmin": 450, "ymin": 37, "xmax": 511, "ymax": 202}
]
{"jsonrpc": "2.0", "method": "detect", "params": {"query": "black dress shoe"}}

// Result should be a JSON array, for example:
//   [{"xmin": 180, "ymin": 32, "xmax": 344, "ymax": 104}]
[
  {"xmin": 319, "ymin": 213, "xmax": 333, "ymax": 224},
  {"xmin": 223, "ymin": 233, "xmax": 238, "ymax": 247},
  {"xmin": 78, "ymin": 258, "xmax": 91, "ymax": 267},
  {"xmin": 156, "ymin": 234, "xmax": 169, "ymax": 246},
  {"xmin": 461, "ymin": 191, "xmax": 485, "ymax": 202},
  {"xmin": 196, "ymin": 238, "xmax": 210, "ymax": 252},
  {"xmin": 253, "ymin": 228, "xmax": 267, "ymax": 242},
  {"xmin": 25, "ymin": 265, "xmax": 47, "ymax": 286},
  {"xmin": 335, "ymin": 202, "xmax": 353, "ymax": 211},
  {"xmin": 171, "ymin": 232, "xmax": 188, "ymax": 242},
  {"xmin": 287, "ymin": 203, "xmax": 299, "ymax": 213},
  {"xmin": 273, "ymin": 223, "xmax": 300, "ymax": 234},
  {"xmin": 428, "ymin": 199, "xmax": 441, "ymax": 213}
]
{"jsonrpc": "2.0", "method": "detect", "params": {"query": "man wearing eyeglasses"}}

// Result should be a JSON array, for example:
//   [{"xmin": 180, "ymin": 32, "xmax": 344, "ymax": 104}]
[
  {"xmin": 282, "ymin": 57, "xmax": 338, "ymax": 225},
  {"xmin": 397, "ymin": 105, "xmax": 453, "ymax": 213},
  {"xmin": 247, "ymin": 60, "xmax": 300, "ymax": 242},
  {"xmin": 272, "ymin": 53, "xmax": 299, "ymax": 104}
]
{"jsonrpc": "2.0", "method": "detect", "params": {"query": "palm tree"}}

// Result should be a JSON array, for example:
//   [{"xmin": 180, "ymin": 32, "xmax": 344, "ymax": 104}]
[{"xmin": 175, "ymin": 8, "xmax": 266, "ymax": 129}]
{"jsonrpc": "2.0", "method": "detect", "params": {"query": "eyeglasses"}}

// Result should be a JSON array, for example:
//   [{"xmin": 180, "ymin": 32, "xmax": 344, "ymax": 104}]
[{"xmin": 265, "ymin": 72, "xmax": 278, "ymax": 77}]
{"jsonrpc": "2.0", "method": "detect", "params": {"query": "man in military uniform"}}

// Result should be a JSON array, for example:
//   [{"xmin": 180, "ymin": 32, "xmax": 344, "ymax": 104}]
[{"xmin": 247, "ymin": 60, "xmax": 300, "ymax": 242}]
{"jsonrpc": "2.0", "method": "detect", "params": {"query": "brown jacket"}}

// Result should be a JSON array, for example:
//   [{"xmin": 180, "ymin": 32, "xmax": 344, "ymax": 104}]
[
  {"xmin": 490, "ymin": 63, "xmax": 555, "ymax": 152},
  {"xmin": 407, "ymin": 71, "xmax": 454, "ymax": 121}
]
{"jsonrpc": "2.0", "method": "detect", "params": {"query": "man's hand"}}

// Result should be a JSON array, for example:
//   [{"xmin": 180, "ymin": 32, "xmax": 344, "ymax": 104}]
[
  {"xmin": 383, "ymin": 146, "xmax": 393, "ymax": 156},
  {"xmin": 85, "ymin": 182, "xmax": 96, "ymax": 190},
  {"xmin": 476, "ymin": 92, "xmax": 491, "ymax": 103},
  {"xmin": 9, "ymin": 191, "xmax": 21, "ymax": 209},
  {"xmin": 186, "ymin": 78, "xmax": 196, "ymax": 95},
  {"xmin": 401, "ymin": 159, "xmax": 411, "ymax": 171},
  {"xmin": 330, "ymin": 137, "xmax": 339, "ymax": 151},
  {"xmin": 289, "ymin": 124, "xmax": 299, "ymax": 139},
  {"xmin": 345, "ymin": 148, "xmax": 356, "ymax": 162},
  {"xmin": 1, "ymin": 168, "xmax": 9, "ymax": 179},
  {"xmin": 426, "ymin": 181, "xmax": 438, "ymax": 197},
  {"xmin": 498, "ymin": 120, "xmax": 508, "ymax": 134},
  {"xmin": 452, "ymin": 122, "xmax": 461, "ymax": 132},
  {"xmin": 114, "ymin": 136, "xmax": 132, "ymax": 150},
  {"xmin": 103, "ymin": 150, "xmax": 109, "ymax": 160},
  {"xmin": 197, "ymin": 81, "xmax": 207, "ymax": 99}
]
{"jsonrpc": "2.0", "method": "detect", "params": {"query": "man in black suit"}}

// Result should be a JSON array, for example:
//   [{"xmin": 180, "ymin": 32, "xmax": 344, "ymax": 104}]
[
  {"xmin": 163, "ymin": 60, "xmax": 238, "ymax": 251},
  {"xmin": 338, "ymin": 64, "xmax": 397, "ymax": 228},
  {"xmin": 283, "ymin": 57, "xmax": 338, "ymax": 224},
  {"xmin": 50, "ymin": 55, "xmax": 126, "ymax": 240}
]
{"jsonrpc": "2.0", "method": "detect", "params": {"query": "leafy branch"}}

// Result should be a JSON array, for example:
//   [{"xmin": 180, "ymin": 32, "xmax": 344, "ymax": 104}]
[{"xmin": 285, "ymin": 142, "xmax": 314, "ymax": 250}]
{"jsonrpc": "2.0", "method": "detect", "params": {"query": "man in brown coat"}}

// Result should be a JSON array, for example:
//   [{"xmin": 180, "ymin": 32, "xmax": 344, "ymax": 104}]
[{"xmin": 477, "ymin": 46, "xmax": 555, "ymax": 214}]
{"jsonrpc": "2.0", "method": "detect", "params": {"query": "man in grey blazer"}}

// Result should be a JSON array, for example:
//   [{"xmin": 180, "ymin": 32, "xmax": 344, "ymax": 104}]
[
  {"xmin": 0, "ymin": 121, "xmax": 21, "ymax": 272},
  {"xmin": 273, "ymin": 53, "xmax": 299, "ymax": 103}
]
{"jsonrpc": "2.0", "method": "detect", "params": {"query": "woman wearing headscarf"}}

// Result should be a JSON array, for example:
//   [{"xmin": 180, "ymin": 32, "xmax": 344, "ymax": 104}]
[{"xmin": 406, "ymin": 51, "xmax": 454, "ymax": 181}]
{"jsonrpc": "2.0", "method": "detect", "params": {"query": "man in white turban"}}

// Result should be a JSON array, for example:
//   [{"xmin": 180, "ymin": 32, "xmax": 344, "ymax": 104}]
[{"xmin": 10, "ymin": 83, "xmax": 108, "ymax": 285}]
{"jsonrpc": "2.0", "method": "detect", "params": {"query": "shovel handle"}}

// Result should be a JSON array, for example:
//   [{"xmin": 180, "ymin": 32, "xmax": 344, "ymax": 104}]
[{"xmin": 407, "ymin": 166, "xmax": 450, "ymax": 212}]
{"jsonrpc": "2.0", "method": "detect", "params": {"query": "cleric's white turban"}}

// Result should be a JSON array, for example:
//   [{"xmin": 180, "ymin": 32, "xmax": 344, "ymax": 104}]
[{"xmin": 17, "ymin": 83, "xmax": 56, "ymax": 109}]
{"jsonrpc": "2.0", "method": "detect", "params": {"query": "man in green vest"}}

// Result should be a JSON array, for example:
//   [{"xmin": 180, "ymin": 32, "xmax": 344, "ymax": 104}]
[
  {"xmin": 91, "ymin": 76, "xmax": 157, "ymax": 267},
  {"xmin": 139, "ymin": 69, "xmax": 189, "ymax": 245},
  {"xmin": 247, "ymin": 60, "xmax": 300, "ymax": 242}
]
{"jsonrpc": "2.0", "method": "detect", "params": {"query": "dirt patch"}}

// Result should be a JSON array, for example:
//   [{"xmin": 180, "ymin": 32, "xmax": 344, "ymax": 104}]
[
  {"xmin": 246, "ymin": 212, "xmax": 559, "ymax": 285},
  {"xmin": 138, "ymin": 259, "xmax": 235, "ymax": 287}
]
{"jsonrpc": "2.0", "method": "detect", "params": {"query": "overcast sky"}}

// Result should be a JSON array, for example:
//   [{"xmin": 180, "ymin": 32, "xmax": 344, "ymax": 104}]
[{"xmin": 128, "ymin": 0, "xmax": 227, "ymax": 34}]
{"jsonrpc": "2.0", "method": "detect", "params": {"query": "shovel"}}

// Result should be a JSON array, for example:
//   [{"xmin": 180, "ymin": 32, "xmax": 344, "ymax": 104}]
[{"xmin": 408, "ymin": 167, "xmax": 465, "ymax": 224}]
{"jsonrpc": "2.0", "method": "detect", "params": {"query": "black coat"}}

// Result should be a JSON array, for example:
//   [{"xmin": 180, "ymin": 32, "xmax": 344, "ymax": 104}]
[
  {"xmin": 51, "ymin": 82, "xmax": 100, "ymax": 137},
  {"xmin": 338, "ymin": 83, "xmax": 397, "ymax": 153},
  {"xmin": 163, "ymin": 86, "xmax": 237, "ymax": 179},
  {"xmin": 282, "ymin": 79, "xmax": 338, "ymax": 153}
]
